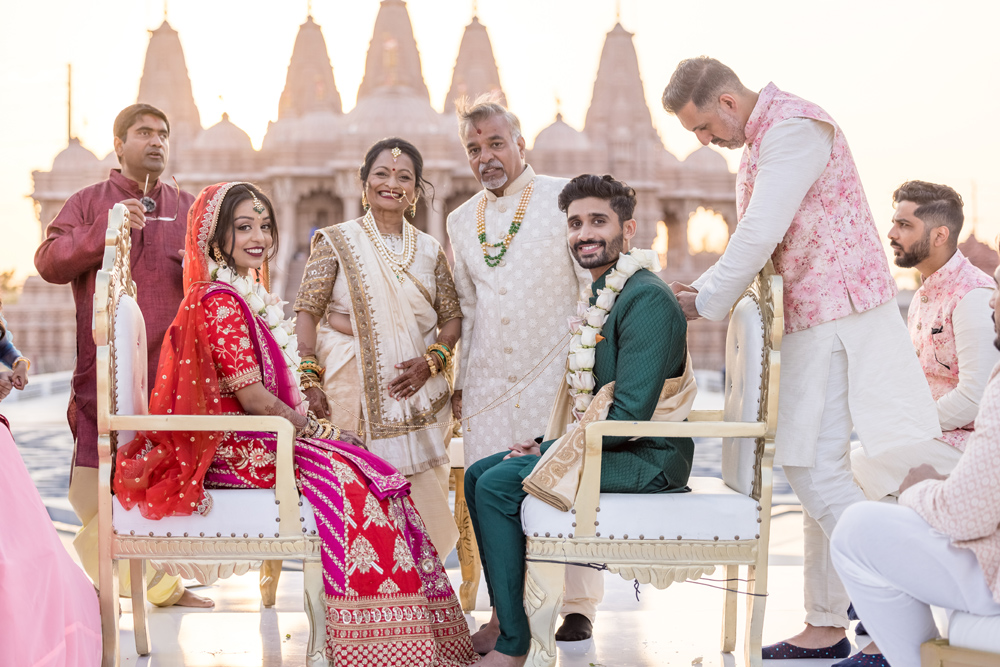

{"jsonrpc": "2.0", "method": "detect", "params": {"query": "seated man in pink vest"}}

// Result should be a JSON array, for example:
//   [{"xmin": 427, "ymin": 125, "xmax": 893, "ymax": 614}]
[
  {"xmin": 832, "ymin": 180, "xmax": 999, "ymax": 663},
  {"xmin": 831, "ymin": 258, "xmax": 1000, "ymax": 666},
  {"xmin": 662, "ymin": 57, "xmax": 941, "ymax": 662}
]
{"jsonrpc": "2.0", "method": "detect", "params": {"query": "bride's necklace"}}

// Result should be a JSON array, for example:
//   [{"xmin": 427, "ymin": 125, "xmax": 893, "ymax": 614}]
[{"xmin": 363, "ymin": 210, "xmax": 416, "ymax": 283}]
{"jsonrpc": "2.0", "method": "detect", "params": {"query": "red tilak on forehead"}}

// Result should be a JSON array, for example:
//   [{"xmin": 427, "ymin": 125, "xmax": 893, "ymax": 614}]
[{"xmin": 477, "ymin": 128, "xmax": 482, "ymax": 134}]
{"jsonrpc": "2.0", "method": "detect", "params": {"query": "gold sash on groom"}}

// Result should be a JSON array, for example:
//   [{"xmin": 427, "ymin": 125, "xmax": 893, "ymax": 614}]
[{"xmin": 522, "ymin": 355, "xmax": 697, "ymax": 511}]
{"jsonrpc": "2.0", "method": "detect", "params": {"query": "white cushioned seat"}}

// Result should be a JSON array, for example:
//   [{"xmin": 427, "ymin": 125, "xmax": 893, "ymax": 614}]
[
  {"xmin": 113, "ymin": 489, "xmax": 318, "ymax": 538},
  {"xmin": 949, "ymin": 611, "xmax": 1000, "ymax": 654},
  {"xmin": 521, "ymin": 476, "xmax": 760, "ymax": 541}
]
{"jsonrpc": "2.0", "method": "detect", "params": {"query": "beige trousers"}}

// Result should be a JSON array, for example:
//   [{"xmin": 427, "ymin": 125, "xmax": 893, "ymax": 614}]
[
  {"xmin": 69, "ymin": 466, "xmax": 184, "ymax": 606},
  {"xmin": 562, "ymin": 565, "xmax": 604, "ymax": 622}
]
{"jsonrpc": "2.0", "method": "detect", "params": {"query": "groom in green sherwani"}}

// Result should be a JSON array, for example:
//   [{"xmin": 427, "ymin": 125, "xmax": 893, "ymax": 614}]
[{"xmin": 465, "ymin": 174, "xmax": 694, "ymax": 666}]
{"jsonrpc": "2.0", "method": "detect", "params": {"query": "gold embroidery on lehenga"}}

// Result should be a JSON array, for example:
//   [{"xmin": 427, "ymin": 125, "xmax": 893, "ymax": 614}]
[
  {"xmin": 362, "ymin": 492, "xmax": 390, "ymax": 529},
  {"xmin": 392, "ymin": 535, "xmax": 416, "ymax": 573},
  {"xmin": 346, "ymin": 536, "xmax": 382, "ymax": 575}
]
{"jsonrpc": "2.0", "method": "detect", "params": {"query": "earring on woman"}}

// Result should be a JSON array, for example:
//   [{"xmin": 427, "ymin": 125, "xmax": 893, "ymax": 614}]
[
  {"xmin": 361, "ymin": 188, "xmax": 369, "ymax": 210},
  {"xmin": 211, "ymin": 244, "xmax": 226, "ymax": 267},
  {"xmin": 409, "ymin": 195, "xmax": 419, "ymax": 218}
]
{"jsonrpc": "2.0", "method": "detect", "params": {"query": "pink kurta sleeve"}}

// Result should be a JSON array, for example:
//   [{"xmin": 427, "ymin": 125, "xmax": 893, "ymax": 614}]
[
  {"xmin": 901, "ymin": 364, "xmax": 1000, "ymax": 541},
  {"xmin": 203, "ymin": 293, "xmax": 262, "ymax": 393}
]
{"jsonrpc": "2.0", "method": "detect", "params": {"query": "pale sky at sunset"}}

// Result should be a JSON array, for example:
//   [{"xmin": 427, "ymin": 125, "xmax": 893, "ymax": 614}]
[{"xmin": 1, "ymin": 0, "xmax": 998, "ymax": 284}]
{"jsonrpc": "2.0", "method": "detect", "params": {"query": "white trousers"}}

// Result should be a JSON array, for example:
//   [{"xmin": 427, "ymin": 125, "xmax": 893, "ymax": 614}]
[
  {"xmin": 562, "ymin": 565, "xmax": 604, "ymax": 621},
  {"xmin": 782, "ymin": 337, "xmax": 964, "ymax": 629},
  {"xmin": 782, "ymin": 339, "xmax": 866, "ymax": 628},
  {"xmin": 831, "ymin": 502, "xmax": 1000, "ymax": 666}
]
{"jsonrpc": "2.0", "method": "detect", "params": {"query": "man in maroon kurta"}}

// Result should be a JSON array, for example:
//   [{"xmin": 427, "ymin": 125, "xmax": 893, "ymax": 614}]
[{"xmin": 34, "ymin": 103, "xmax": 208, "ymax": 607}]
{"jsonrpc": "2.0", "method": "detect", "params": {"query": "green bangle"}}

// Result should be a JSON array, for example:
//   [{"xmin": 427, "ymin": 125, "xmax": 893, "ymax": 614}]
[{"xmin": 432, "ymin": 349, "xmax": 447, "ymax": 365}]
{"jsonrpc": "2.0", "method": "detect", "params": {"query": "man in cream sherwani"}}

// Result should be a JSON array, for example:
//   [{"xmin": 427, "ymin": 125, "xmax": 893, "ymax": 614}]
[
  {"xmin": 446, "ymin": 93, "xmax": 597, "ymax": 643},
  {"xmin": 662, "ymin": 57, "xmax": 941, "ymax": 661}
]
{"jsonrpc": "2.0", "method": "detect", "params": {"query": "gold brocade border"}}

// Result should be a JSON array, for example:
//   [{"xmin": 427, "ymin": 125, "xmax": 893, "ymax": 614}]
[
  {"xmin": 327, "ymin": 225, "xmax": 387, "ymax": 439},
  {"xmin": 326, "ymin": 225, "xmax": 450, "ymax": 440}
]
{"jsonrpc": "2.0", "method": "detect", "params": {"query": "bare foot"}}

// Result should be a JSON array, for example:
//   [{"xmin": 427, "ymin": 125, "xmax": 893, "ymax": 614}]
[
  {"xmin": 861, "ymin": 641, "xmax": 882, "ymax": 655},
  {"xmin": 778, "ymin": 623, "xmax": 847, "ymax": 649},
  {"xmin": 472, "ymin": 609, "xmax": 500, "ymax": 655},
  {"xmin": 173, "ymin": 588, "xmax": 215, "ymax": 608},
  {"xmin": 476, "ymin": 650, "xmax": 527, "ymax": 667}
]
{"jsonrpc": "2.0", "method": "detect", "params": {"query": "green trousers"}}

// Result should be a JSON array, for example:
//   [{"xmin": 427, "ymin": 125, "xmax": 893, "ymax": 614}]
[{"xmin": 466, "ymin": 450, "xmax": 677, "ymax": 656}]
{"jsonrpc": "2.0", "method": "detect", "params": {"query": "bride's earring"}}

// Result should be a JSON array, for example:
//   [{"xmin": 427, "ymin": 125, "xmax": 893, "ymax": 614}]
[
  {"xmin": 409, "ymin": 195, "xmax": 419, "ymax": 218},
  {"xmin": 211, "ymin": 245, "xmax": 226, "ymax": 266}
]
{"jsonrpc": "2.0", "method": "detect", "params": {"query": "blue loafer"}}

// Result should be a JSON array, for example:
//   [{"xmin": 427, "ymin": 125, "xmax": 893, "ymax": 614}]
[
  {"xmin": 832, "ymin": 652, "xmax": 890, "ymax": 667},
  {"xmin": 761, "ymin": 637, "xmax": 852, "ymax": 660}
]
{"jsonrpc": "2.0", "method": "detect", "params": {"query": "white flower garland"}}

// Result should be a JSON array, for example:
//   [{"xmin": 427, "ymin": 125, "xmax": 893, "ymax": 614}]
[
  {"xmin": 566, "ymin": 248, "xmax": 661, "ymax": 420},
  {"xmin": 210, "ymin": 260, "xmax": 301, "ymax": 382}
]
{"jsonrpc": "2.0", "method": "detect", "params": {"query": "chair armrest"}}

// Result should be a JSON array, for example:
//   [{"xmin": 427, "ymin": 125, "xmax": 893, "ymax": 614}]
[
  {"xmin": 582, "ymin": 419, "xmax": 766, "ymax": 440},
  {"xmin": 571, "ymin": 418, "xmax": 768, "ymax": 538},
  {"xmin": 108, "ymin": 414, "xmax": 300, "ymax": 537},
  {"xmin": 688, "ymin": 410, "xmax": 724, "ymax": 421}
]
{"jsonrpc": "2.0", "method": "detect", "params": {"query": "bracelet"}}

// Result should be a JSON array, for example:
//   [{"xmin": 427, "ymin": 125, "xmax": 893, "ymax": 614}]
[
  {"xmin": 431, "ymin": 348, "xmax": 447, "ymax": 367},
  {"xmin": 13, "ymin": 357, "xmax": 29, "ymax": 372},
  {"xmin": 423, "ymin": 353, "xmax": 439, "ymax": 377},
  {"xmin": 301, "ymin": 376, "xmax": 322, "ymax": 391},
  {"xmin": 298, "ymin": 357, "xmax": 325, "ymax": 382},
  {"xmin": 427, "ymin": 343, "xmax": 453, "ymax": 370}
]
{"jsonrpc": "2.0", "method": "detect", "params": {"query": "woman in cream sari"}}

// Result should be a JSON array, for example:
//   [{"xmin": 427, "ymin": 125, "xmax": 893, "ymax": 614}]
[{"xmin": 294, "ymin": 138, "xmax": 462, "ymax": 556}]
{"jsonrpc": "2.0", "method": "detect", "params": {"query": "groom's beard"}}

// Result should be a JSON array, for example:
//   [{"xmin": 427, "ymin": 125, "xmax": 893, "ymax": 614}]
[{"xmin": 572, "ymin": 231, "xmax": 624, "ymax": 269}]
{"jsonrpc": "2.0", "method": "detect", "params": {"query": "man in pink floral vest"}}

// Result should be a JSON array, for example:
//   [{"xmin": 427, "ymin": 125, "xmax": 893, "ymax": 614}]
[
  {"xmin": 662, "ymin": 57, "xmax": 941, "ymax": 664},
  {"xmin": 835, "ymin": 180, "xmax": 999, "ymax": 663}
]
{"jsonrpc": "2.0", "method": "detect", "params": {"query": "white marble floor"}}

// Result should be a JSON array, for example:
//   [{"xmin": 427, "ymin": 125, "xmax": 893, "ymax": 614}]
[{"xmin": 80, "ymin": 511, "xmax": 873, "ymax": 666}]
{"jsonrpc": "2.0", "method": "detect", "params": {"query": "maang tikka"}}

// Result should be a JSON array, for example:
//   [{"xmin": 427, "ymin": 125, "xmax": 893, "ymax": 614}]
[{"xmin": 249, "ymin": 188, "xmax": 265, "ymax": 214}]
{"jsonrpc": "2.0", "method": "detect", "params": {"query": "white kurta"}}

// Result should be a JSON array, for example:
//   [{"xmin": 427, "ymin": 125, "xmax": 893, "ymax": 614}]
[{"xmin": 448, "ymin": 165, "xmax": 590, "ymax": 465}]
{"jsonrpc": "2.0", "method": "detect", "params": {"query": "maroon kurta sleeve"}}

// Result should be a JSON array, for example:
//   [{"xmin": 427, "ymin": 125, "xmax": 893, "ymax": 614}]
[{"xmin": 34, "ymin": 190, "xmax": 112, "ymax": 285}]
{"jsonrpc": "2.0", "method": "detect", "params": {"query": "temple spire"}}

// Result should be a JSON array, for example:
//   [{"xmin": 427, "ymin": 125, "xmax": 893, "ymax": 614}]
[
  {"xmin": 446, "ymin": 12, "xmax": 505, "ymax": 109},
  {"xmin": 583, "ymin": 20, "xmax": 657, "ymax": 143},
  {"xmin": 277, "ymin": 14, "xmax": 342, "ymax": 118},
  {"xmin": 136, "ymin": 19, "xmax": 201, "ymax": 140},
  {"xmin": 357, "ymin": 0, "xmax": 429, "ymax": 101}
]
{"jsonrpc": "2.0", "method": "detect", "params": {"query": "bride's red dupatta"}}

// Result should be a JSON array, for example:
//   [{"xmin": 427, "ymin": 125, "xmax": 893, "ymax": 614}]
[{"xmin": 114, "ymin": 183, "xmax": 253, "ymax": 519}]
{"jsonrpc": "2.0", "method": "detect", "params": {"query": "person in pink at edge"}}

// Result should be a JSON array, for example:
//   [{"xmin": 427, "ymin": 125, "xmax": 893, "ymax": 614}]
[
  {"xmin": 661, "ymin": 57, "xmax": 940, "ymax": 665},
  {"xmin": 833, "ymin": 181, "xmax": 1000, "ymax": 662},
  {"xmin": 831, "ymin": 255, "xmax": 1000, "ymax": 666},
  {"xmin": 0, "ymin": 319, "xmax": 101, "ymax": 667}
]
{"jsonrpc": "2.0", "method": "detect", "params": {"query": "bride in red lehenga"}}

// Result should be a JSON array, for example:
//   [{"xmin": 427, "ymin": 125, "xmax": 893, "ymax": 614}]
[{"xmin": 113, "ymin": 182, "xmax": 479, "ymax": 666}]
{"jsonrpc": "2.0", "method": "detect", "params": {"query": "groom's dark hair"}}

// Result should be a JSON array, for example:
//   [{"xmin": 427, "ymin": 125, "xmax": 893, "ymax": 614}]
[{"xmin": 557, "ymin": 174, "xmax": 636, "ymax": 226}]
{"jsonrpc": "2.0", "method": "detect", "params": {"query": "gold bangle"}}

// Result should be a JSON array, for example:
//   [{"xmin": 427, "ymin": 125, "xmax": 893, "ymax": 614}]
[
  {"xmin": 13, "ymin": 357, "xmax": 29, "ymax": 372},
  {"xmin": 424, "ymin": 353, "xmax": 439, "ymax": 377}
]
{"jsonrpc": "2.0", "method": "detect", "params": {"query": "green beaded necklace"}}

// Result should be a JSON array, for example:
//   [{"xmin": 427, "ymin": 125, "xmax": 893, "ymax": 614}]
[{"xmin": 476, "ymin": 179, "xmax": 535, "ymax": 267}]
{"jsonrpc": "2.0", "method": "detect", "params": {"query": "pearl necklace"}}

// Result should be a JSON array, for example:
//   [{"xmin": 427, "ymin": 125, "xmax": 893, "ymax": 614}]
[
  {"xmin": 363, "ymin": 210, "xmax": 417, "ymax": 283},
  {"xmin": 566, "ymin": 248, "xmax": 661, "ymax": 420},
  {"xmin": 476, "ymin": 179, "xmax": 535, "ymax": 268}
]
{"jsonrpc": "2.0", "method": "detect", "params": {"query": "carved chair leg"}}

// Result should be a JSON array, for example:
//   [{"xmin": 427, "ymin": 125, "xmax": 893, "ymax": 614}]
[
  {"xmin": 100, "ymin": 558, "xmax": 120, "ymax": 667},
  {"xmin": 744, "ymin": 563, "xmax": 767, "ymax": 667},
  {"xmin": 452, "ymin": 469, "xmax": 481, "ymax": 612},
  {"xmin": 720, "ymin": 564, "xmax": 739, "ymax": 654},
  {"xmin": 303, "ymin": 560, "xmax": 326, "ymax": 667},
  {"xmin": 260, "ymin": 560, "xmax": 282, "ymax": 608},
  {"xmin": 130, "ymin": 559, "xmax": 151, "ymax": 655},
  {"xmin": 524, "ymin": 559, "xmax": 565, "ymax": 667}
]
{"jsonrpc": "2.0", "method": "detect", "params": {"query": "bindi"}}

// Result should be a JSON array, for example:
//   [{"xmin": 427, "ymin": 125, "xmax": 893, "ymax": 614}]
[{"xmin": 476, "ymin": 128, "xmax": 482, "ymax": 135}]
